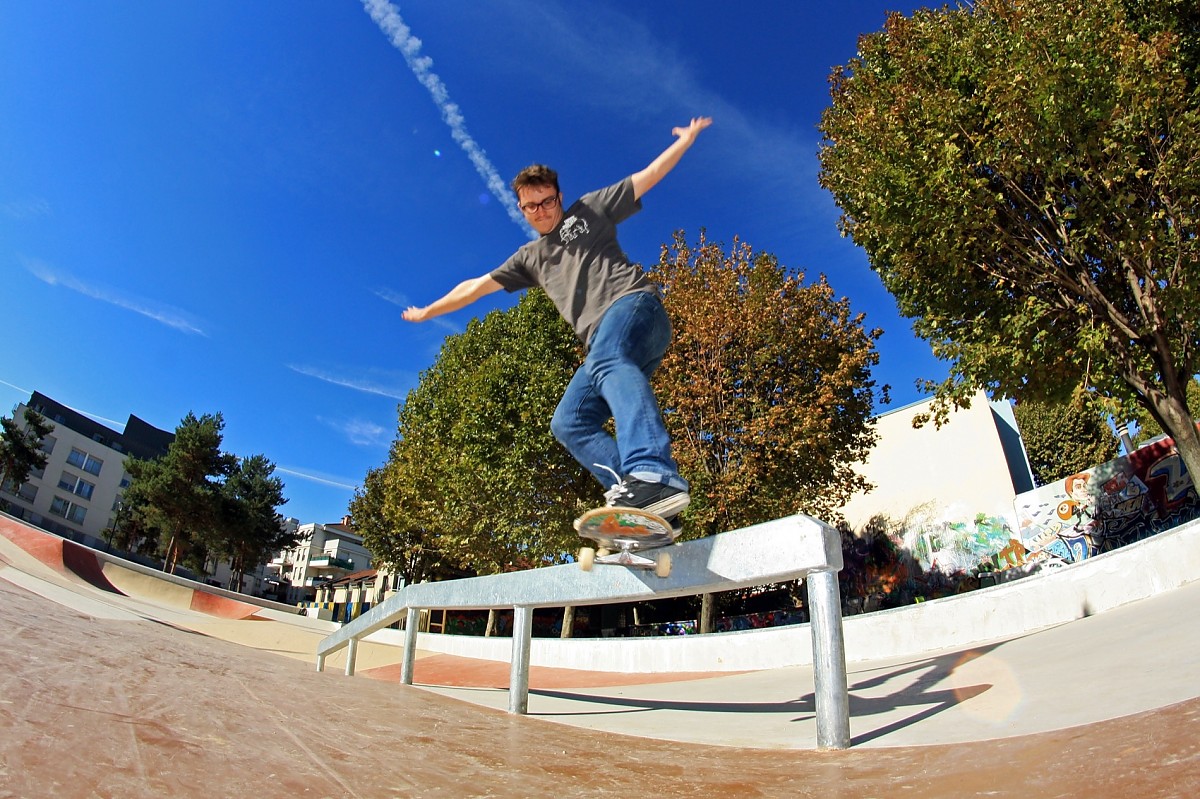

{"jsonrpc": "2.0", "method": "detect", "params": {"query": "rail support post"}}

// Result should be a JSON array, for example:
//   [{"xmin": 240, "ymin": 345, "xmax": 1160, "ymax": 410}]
[
  {"xmin": 808, "ymin": 569, "xmax": 850, "ymax": 749},
  {"xmin": 509, "ymin": 605, "xmax": 534, "ymax": 714},
  {"xmin": 401, "ymin": 606, "xmax": 420, "ymax": 685}
]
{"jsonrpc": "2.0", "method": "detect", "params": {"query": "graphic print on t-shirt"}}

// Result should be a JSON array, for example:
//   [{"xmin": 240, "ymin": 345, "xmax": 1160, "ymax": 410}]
[{"xmin": 559, "ymin": 214, "xmax": 590, "ymax": 245}]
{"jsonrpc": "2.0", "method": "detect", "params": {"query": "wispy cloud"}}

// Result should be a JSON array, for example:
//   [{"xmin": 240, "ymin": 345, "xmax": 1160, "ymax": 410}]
[
  {"xmin": 288, "ymin": 363, "xmax": 412, "ymax": 400},
  {"xmin": 70, "ymin": 405, "xmax": 125, "ymax": 429},
  {"xmin": 373, "ymin": 287, "xmax": 410, "ymax": 307},
  {"xmin": 318, "ymin": 415, "xmax": 392, "ymax": 448},
  {"xmin": 0, "ymin": 379, "xmax": 125, "ymax": 427},
  {"xmin": 24, "ymin": 258, "xmax": 208, "ymax": 337},
  {"xmin": 360, "ymin": 0, "xmax": 536, "ymax": 240},
  {"xmin": 2, "ymin": 198, "xmax": 51, "ymax": 220},
  {"xmin": 365, "ymin": 0, "xmax": 823, "ymax": 240},
  {"xmin": 517, "ymin": 3, "xmax": 817, "ymax": 201},
  {"xmin": 277, "ymin": 466, "xmax": 360, "ymax": 491},
  {"xmin": 0, "ymin": 378, "xmax": 31, "ymax": 397},
  {"xmin": 373, "ymin": 287, "xmax": 462, "ymax": 335}
]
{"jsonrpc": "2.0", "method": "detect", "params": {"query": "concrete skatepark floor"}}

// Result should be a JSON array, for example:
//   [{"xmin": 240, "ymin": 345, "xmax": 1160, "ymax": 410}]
[{"xmin": 1, "ymin": 515, "xmax": 1198, "ymax": 797}]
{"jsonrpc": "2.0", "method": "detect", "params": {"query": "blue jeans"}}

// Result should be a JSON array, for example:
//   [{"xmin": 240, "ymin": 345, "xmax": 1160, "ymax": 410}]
[{"xmin": 551, "ymin": 291, "xmax": 688, "ymax": 492}]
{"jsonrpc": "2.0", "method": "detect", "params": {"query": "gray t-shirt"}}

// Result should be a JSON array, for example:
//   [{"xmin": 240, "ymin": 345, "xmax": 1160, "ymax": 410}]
[{"xmin": 490, "ymin": 177, "xmax": 655, "ymax": 348}]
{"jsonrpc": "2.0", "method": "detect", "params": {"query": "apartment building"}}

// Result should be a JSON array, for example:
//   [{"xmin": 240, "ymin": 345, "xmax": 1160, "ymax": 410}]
[
  {"xmin": 2, "ymin": 391, "xmax": 277, "ymax": 595},
  {"xmin": 2, "ymin": 392, "xmax": 173, "ymax": 546},
  {"xmin": 267, "ymin": 516, "xmax": 373, "ymax": 605}
]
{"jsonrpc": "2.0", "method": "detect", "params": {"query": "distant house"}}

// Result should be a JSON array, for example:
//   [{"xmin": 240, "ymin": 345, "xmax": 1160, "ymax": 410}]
[{"xmin": 309, "ymin": 568, "xmax": 381, "ymax": 623}]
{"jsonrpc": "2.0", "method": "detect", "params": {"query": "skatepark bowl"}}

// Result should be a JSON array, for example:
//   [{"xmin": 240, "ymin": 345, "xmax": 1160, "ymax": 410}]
[{"xmin": 1, "ymin": 510, "xmax": 1198, "ymax": 798}]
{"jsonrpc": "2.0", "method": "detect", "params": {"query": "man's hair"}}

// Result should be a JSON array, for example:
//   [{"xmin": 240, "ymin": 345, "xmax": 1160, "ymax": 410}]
[{"xmin": 511, "ymin": 164, "xmax": 559, "ymax": 196}]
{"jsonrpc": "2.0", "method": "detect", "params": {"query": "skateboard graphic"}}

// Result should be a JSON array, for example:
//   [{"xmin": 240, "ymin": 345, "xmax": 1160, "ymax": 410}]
[{"xmin": 576, "ymin": 506, "xmax": 676, "ymax": 578}]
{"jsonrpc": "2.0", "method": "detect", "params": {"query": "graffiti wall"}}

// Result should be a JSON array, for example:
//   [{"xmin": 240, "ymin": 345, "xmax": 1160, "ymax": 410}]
[
  {"xmin": 856, "ymin": 501, "xmax": 1021, "ymax": 573},
  {"xmin": 1013, "ymin": 436, "xmax": 1200, "ymax": 568}
]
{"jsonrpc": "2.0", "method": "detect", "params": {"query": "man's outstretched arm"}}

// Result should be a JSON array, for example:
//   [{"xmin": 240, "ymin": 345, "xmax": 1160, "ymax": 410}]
[
  {"xmin": 402, "ymin": 274, "xmax": 503, "ymax": 322},
  {"xmin": 630, "ymin": 117, "xmax": 713, "ymax": 200}
]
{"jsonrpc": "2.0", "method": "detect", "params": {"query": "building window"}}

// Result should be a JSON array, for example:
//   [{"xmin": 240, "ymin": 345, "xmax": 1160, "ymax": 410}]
[
  {"xmin": 58, "ymin": 472, "xmax": 95, "ymax": 501},
  {"xmin": 2, "ymin": 478, "xmax": 38, "ymax": 503},
  {"xmin": 40, "ymin": 435, "xmax": 57, "ymax": 455},
  {"xmin": 50, "ymin": 495, "xmax": 87, "ymax": 524},
  {"xmin": 66, "ymin": 448, "xmax": 103, "ymax": 476}
]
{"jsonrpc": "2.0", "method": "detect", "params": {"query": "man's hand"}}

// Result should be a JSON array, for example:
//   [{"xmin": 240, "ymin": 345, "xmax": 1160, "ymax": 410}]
[
  {"xmin": 632, "ymin": 116, "xmax": 714, "ymax": 199},
  {"xmin": 400, "ymin": 274, "xmax": 503, "ymax": 323},
  {"xmin": 672, "ymin": 116, "xmax": 713, "ymax": 144}
]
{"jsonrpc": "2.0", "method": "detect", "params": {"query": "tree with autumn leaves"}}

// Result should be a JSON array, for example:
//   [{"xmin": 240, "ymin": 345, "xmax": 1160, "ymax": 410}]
[
  {"xmin": 653, "ymin": 231, "xmax": 887, "ymax": 631},
  {"xmin": 358, "ymin": 232, "xmax": 888, "ymax": 587},
  {"xmin": 652, "ymin": 231, "xmax": 886, "ymax": 535}
]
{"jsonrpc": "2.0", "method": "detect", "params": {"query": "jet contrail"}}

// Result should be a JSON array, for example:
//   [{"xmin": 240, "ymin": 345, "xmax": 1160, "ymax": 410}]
[{"xmin": 361, "ymin": 0, "xmax": 536, "ymax": 239}]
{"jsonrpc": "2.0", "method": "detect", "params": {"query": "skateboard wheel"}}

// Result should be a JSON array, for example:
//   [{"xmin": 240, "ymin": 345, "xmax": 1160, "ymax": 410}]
[
  {"xmin": 655, "ymin": 551, "xmax": 672, "ymax": 578},
  {"xmin": 596, "ymin": 548, "xmax": 611, "ymax": 558},
  {"xmin": 579, "ymin": 547, "xmax": 595, "ymax": 571}
]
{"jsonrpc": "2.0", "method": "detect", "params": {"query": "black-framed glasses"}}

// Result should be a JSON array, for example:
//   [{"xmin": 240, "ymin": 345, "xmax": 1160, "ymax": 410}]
[{"xmin": 519, "ymin": 194, "xmax": 560, "ymax": 214}]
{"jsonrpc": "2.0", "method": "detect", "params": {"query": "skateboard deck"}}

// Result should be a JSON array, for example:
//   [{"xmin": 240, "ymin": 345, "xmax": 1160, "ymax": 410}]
[{"xmin": 576, "ymin": 506, "xmax": 677, "ymax": 577}]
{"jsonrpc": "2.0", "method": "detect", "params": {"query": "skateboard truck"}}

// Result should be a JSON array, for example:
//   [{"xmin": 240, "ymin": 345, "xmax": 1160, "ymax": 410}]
[{"xmin": 576, "ymin": 507, "xmax": 675, "ymax": 578}]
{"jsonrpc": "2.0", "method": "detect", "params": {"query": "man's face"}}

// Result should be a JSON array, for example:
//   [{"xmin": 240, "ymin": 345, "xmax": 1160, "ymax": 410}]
[{"xmin": 517, "ymin": 185, "xmax": 563, "ymax": 235}]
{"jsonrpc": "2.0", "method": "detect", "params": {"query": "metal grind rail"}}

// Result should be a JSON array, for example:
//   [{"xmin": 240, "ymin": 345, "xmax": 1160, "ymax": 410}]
[{"xmin": 316, "ymin": 514, "xmax": 851, "ymax": 749}]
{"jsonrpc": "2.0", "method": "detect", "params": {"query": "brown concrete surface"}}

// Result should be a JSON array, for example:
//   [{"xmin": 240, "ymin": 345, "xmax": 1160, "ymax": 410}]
[
  {"xmin": 1, "ymin": 516, "xmax": 1199, "ymax": 796},
  {"xmin": 1, "ymin": 577, "xmax": 1197, "ymax": 798}
]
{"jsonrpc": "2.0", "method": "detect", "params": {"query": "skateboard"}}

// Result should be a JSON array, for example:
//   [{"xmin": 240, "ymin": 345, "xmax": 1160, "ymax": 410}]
[{"xmin": 576, "ymin": 506, "xmax": 676, "ymax": 578}]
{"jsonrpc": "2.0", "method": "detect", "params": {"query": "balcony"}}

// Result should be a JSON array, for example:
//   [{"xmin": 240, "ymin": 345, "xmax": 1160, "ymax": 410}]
[{"xmin": 309, "ymin": 555, "xmax": 356, "ymax": 572}]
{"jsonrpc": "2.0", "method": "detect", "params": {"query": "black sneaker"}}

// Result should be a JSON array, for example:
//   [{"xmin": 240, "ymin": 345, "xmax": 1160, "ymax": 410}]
[{"xmin": 606, "ymin": 476, "xmax": 690, "ymax": 519}]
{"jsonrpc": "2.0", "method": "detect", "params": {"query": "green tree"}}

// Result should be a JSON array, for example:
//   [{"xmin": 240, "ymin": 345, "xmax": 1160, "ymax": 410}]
[
  {"xmin": 388, "ymin": 289, "xmax": 593, "ymax": 574},
  {"xmin": 124, "ymin": 412, "xmax": 236, "ymax": 573},
  {"xmin": 214, "ymin": 454, "xmax": 291, "ymax": 590},
  {"xmin": 818, "ymin": 0, "xmax": 1200, "ymax": 483},
  {"xmin": 350, "ymin": 459, "xmax": 447, "ymax": 588},
  {"xmin": 0, "ymin": 408, "xmax": 53, "ymax": 508},
  {"xmin": 1013, "ymin": 393, "xmax": 1121, "ymax": 485}
]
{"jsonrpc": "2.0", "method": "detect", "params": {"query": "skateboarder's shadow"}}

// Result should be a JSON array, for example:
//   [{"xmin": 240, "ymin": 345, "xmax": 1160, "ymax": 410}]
[{"xmin": 531, "ymin": 642, "xmax": 1003, "ymax": 746}]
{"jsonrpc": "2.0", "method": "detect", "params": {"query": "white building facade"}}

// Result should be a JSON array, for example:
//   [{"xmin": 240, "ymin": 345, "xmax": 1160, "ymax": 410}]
[
  {"xmin": 2, "ymin": 392, "xmax": 173, "ymax": 546},
  {"xmin": 2, "ymin": 391, "xmax": 275, "ymax": 596},
  {"xmin": 267, "ymin": 517, "xmax": 372, "ymax": 605}
]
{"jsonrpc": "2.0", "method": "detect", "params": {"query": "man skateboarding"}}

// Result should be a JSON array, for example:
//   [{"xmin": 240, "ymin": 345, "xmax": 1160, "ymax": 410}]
[{"xmin": 402, "ymin": 117, "xmax": 713, "ymax": 531}]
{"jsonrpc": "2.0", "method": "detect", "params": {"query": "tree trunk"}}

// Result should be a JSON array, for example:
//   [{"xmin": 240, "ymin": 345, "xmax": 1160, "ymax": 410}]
[
  {"xmin": 485, "ymin": 608, "xmax": 497, "ymax": 637},
  {"xmin": 1143, "ymin": 387, "xmax": 1200, "ymax": 493},
  {"xmin": 162, "ymin": 536, "xmax": 176, "ymax": 573},
  {"xmin": 230, "ymin": 565, "xmax": 245, "ymax": 593},
  {"xmin": 560, "ymin": 606, "xmax": 575, "ymax": 639},
  {"xmin": 699, "ymin": 593, "xmax": 715, "ymax": 634}
]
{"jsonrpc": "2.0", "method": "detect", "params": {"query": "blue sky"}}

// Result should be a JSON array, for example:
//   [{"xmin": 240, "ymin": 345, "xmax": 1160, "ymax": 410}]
[{"xmin": 1, "ymin": 0, "xmax": 940, "ymax": 526}]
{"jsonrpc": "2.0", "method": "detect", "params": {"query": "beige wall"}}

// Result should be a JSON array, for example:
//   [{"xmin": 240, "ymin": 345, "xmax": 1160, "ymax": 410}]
[{"xmin": 838, "ymin": 391, "xmax": 1026, "ymax": 532}]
